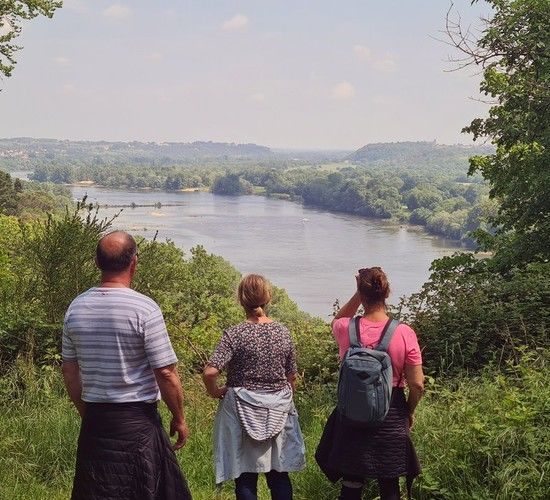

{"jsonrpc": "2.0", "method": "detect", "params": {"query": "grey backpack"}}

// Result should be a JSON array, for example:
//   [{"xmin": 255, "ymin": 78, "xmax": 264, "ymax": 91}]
[{"xmin": 337, "ymin": 316, "xmax": 399, "ymax": 426}]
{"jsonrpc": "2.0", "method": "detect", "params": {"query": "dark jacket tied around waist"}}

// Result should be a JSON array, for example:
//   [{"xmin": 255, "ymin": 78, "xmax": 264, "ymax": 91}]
[
  {"xmin": 71, "ymin": 402, "xmax": 191, "ymax": 500},
  {"xmin": 315, "ymin": 388, "xmax": 420, "ymax": 496}
]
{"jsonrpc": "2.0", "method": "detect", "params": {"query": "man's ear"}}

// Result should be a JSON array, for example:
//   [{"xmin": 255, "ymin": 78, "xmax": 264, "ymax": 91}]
[{"xmin": 129, "ymin": 255, "xmax": 138, "ymax": 275}]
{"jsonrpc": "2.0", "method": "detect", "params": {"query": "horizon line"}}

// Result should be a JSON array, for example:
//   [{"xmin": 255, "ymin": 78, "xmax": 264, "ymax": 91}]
[{"xmin": 0, "ymin": 136, "xmax": 488, "ymax": 153}]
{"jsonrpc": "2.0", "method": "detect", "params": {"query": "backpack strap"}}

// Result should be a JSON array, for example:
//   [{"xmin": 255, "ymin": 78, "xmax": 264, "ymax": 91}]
[
  {"xmin": 375, "ymin": 318, "xmax": 399, "ymax": 352},
  {"xmin": 347, "ymin": 316, "xmax": 362, "ymax": 348}
]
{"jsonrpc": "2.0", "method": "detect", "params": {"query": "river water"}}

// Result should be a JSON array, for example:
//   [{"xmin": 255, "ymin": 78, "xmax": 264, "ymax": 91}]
[{"xmin": 66, "ymin": 185, "xmax": 460, "ymax": 319}]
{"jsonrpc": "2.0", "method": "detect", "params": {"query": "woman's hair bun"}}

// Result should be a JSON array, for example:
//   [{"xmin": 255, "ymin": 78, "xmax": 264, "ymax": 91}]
[
  {"xmin": 238, "ymin": 274, "xmax": 272, "ymax": 317},
  {"xmin": 357, "ymin": 267, "xmax": 390, "ymax": 303}
]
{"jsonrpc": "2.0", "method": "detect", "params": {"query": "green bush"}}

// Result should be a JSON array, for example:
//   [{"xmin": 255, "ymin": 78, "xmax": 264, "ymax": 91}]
[
  {"xmin": 413, "ymin": 349, "xmax": 549, "ymax": 499},
  {"xmin": 399, "ymin": 253, "xmax": 549, "ymax": 374}
]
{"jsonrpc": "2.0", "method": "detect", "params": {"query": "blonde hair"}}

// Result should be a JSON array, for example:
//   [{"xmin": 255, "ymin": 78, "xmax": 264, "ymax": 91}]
[{"xmin": 238, "ymin": 274, "xmax": 271, "ymax": 317}]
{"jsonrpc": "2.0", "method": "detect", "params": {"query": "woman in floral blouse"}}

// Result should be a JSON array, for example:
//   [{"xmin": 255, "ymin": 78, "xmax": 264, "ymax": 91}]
[{"xmin": 203, "ymin": 274, "xmax": 305, "ymax": 500}]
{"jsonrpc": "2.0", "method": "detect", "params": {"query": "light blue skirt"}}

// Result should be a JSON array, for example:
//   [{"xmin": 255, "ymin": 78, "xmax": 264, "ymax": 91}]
[{"xmin": 213, "ymin": 387, "xmax": 306, "ymax": 484}]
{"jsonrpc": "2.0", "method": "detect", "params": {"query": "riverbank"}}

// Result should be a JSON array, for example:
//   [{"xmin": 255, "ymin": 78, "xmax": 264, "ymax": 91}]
[
  {"xmin": 70, "ymin": 179, "xmax": 208, "ymax": 194},
  {"xmin": 70, "ymin": 185, "xmax": 463, "ymax": 317},
  {"xmin": 64, "ymin": 178, "xmax": 472, "ymax": 248}
]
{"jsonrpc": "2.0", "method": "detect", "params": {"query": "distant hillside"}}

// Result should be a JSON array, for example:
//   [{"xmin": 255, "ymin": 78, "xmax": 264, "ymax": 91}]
[
  {"xmin": 0, "ymin": 138, "xmax": 272, "ymax": 170},
  {"xmin": 348, "ymin": 141, "xmax": 493, "ymax": 167}
]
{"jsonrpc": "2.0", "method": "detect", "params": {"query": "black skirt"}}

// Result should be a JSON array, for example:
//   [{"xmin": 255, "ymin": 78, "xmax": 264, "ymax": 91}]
[
  {"xmin": 315, "ymin": 388, "xmax": 420, "ymax": 482},
  {"xmin": 71, "ymin": 402, "xmax": 192, "ymax": 500}
]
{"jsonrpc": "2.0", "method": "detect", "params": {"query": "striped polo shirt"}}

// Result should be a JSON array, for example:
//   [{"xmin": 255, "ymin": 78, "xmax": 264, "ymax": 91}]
[{"xmin": 62, "ymin": 287, "xmax": 178, "ymax": 403}]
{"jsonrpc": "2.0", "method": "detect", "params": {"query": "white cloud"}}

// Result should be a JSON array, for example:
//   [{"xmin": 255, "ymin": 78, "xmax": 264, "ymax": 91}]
[
  {"xmin": 332, "ymin": 81, "xmax": 356, "ymax": 100},
  {"xmin": 103, "ymin": 4, "xmax": 132, "ymax": 21},
  {"xmin": 354, "ymin": 45, "xmax": 398, "ymax": 72},
  {"xmin": 158, "ymin": 94, "xmax": 172, "ymax": 104},
  {"xmin": 53, "ymin": 56, "xmax": 70, "ymax": 67},
  {"xmin": 372, "ymin": 53, "xmax": 397, "ymax": 73},
  {"xmin": 222, "ymin": 14, "xmax": 249, "ymax": 32},
  {"xmin": 353, "ymin": 45, "xmax": 372, "ymax": 61},
  {"xmin": 60, "ymin": 84, "xmax": 76, "ymax": 95},
  {"xmin": 250, "ymin": 92, "xmax": 266, "ymax": 102},
  {"xmin": 372, "ymin": 95, "xmax": 393, "ymax": 106},
  {"xmin": 145, "ymin": 52, "xmax": 164, "ymax": 62}
]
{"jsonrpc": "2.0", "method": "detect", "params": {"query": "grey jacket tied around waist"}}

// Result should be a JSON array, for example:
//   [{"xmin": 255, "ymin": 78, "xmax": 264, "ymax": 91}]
[
  {"xmin": 213, "ymin": 385, "xmax": 306, "ymax": 484},
  {"xmin": 234, "ymin": 385, "xmax": 294, "ymax": 441}
]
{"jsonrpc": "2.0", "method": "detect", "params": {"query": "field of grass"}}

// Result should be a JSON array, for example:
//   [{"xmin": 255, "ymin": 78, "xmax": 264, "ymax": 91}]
[{"xmin": 1, "ymin": 352, "xmax": 548, "ymax": 499}]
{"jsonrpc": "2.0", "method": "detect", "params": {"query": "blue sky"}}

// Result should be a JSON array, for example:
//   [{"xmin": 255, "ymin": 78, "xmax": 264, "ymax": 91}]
[{"xmin": 1, "ymin": 1, "xmax": 493, "ymax": 149}]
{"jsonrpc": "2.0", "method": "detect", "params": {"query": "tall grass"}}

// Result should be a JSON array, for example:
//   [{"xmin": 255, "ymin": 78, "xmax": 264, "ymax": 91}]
[
  {"xmin": 412, "ymin": 349, "xmax": 549, "ymax": 499},
  {"xmin": 1, "ymin": 351, "xmax": 548, "ymax": 499}
]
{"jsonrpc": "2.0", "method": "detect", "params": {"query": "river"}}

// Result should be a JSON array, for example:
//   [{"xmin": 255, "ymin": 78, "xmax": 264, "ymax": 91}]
[{"xmin": 65, "ymin": 185, "xmax": 460, "ymax": 319}]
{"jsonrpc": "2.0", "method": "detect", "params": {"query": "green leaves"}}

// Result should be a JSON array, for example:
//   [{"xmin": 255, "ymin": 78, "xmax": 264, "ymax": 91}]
[
  {"xmin": 399, "ymin": 253, "xmax": 550, "ymax": 375},
  {"xmin": 0, "ymin": 1, "xmax": 62, "ymax": 79},
  {"xmin": 461, "ymin": 0, "xmax": 550, "ymax": 266},
  {"xmin": 414, "ymin": 349, "xmax": 550, "ymax": 499},
  {"xmin": 0, "ymin": 171, "xmax": 17, "ymax": 215}
]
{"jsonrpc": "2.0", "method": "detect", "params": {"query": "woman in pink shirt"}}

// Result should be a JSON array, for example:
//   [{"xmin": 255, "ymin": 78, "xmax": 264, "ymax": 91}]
[{"xmin": 315, "ymin": 267, "xmax": 425, "ymax": 500}]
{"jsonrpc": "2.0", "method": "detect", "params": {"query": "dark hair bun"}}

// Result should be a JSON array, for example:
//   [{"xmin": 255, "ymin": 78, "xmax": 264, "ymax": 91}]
[{"xmin": 357, "ymin": 267, "xmax": 390, "ymax": 303}]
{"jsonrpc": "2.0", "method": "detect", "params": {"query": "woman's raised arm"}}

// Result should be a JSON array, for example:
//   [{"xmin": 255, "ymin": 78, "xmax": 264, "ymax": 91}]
[{"xmin": 331, "ymin": 291, "xmax": 362, "ymax": 327}]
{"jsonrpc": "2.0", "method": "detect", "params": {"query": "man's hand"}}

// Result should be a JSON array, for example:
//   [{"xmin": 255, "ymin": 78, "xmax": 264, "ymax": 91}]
[
  {"xmin": 170, "ymin": 417, "xmax": 189, "ymax": 451},
  {"xmin": 154, "ymin": 364, "xmax": 189, "ymax": 451}
]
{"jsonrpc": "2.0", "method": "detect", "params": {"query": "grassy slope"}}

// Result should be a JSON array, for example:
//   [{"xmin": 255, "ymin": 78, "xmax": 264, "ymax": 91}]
[{"xmin": 1, "ymin": 353, "xmax": 548, "ymax": 500}]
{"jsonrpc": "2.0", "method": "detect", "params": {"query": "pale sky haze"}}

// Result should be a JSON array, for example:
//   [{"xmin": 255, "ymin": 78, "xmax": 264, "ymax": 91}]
[{"xmin": 1, "ymin": 0, "xmax": 493, "ymax": 150}]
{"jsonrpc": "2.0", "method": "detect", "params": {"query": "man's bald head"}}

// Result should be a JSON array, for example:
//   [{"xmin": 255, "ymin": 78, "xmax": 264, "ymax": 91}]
[{"xmin": 96, "ymin": 231, "xmax": 137, "ymax": 273}]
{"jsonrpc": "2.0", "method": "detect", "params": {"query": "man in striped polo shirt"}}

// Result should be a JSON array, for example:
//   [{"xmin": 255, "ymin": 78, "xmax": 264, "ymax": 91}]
[{"xmin": 62, "ymin": 230, "xmax": 192, "ymax": 499}]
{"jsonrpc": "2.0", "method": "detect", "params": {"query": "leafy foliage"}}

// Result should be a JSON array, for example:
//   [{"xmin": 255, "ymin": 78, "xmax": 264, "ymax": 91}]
[
  {"xmin": 1, "ymin": 350, "xmax": 548, "ymax": 499},
  {"xmin": 211, "ymin": 173, "xmax": 253, "ymax": 195},
  {"xmin": 413, "ymin": 349, "xmax": 550, "ymax": 499},
  {"xmin": 0, "ymin": 170, "xmax": 72, "ymax": 219},
  {"xmin": 399, "ymin": 253, "xmax": 549, "ymax": 374},
  {"xmin": 22, "ymin": 200, "xmax": 114, "ymax": 324},
  {"xmin": 456, "ymin": 0, "xmax": 550, "ymax": 266},
  {"xmin": 0, "ymin": 198, "xmax": 335, "ymax": 381},
  {"xmin": 0, "ymin": 0, "xmax": 62, "ymax": 79},
  {"xmin": 0, "ymin": 170, "xmax": 17, "ymax": 214}
]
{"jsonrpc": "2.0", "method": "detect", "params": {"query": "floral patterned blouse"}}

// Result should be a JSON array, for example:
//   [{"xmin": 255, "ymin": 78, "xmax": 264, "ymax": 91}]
[{"xmin": 207, "ymin": 321, "xmax": 297, "ymax": 391}]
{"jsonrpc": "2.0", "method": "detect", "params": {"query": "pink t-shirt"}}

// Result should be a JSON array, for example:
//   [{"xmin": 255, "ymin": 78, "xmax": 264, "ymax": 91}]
[{"xmin": 332, "ymin": 317, "xmax": 422, "ymax": 387}]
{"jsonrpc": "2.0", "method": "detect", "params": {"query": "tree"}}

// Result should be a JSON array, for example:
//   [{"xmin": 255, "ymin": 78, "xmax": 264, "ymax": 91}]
[
  {"xmin": 404, "ymin": 186, "xmax": 443, "ymax": 210},
  {"xmin": 22, "ymin": 199, "xmax": 115, "ymax": 323},
  {"xmin": 211, "ymin": 173, "xmax": 252, "ymax": 195},
  {"xmin": 0, "ymin": 170, "xmax": 16, "ymax": 214},
  {"xmin": 13, "ymin": 177, "xmax": 22, "ymax": 193},
  {"xmin": 447, "ymin": 0, "xmax": 550, "ymax": 266},
  {"xmin": 0, "ymin": 0, "xmax": 62, "ymax": 79}
]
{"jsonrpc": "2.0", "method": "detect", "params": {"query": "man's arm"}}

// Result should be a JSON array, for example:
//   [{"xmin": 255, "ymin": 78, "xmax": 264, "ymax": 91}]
[
  {"xmin": 61, "ymin": 361, "xmax": 85, "ymax": 418},
  {"xmin": 154, "ymin": 364, "xmax": 189, "ymax": 450}
]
